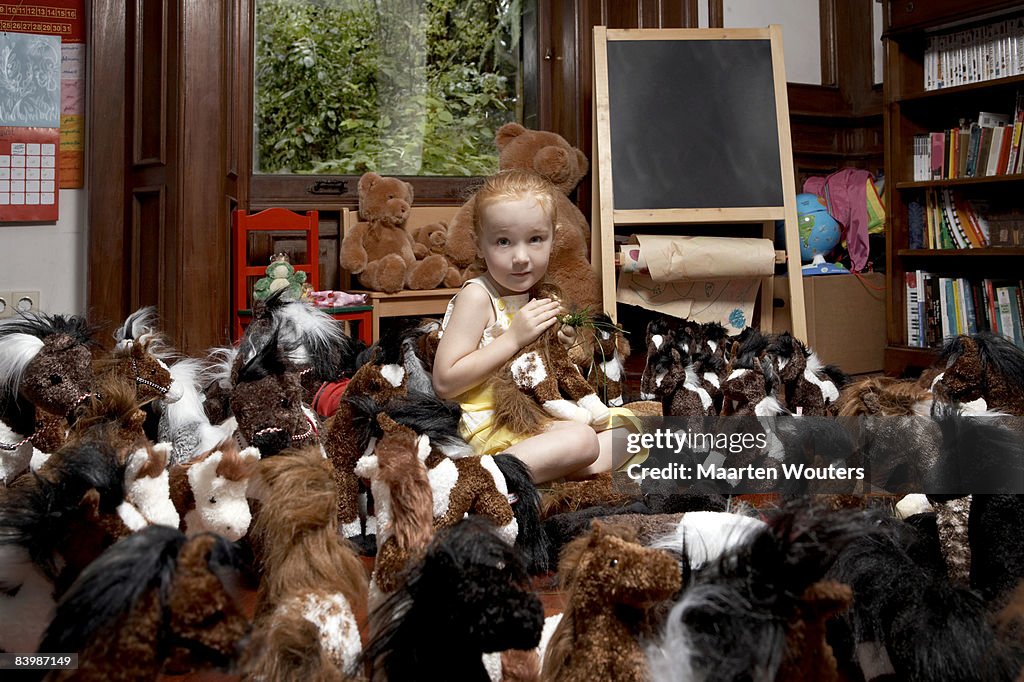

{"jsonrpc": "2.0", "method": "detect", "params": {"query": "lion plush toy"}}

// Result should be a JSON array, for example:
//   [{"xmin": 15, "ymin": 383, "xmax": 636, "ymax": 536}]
[
  {"xmin": 340, "ymin": 172, "xmax": 449, "ymax": 293},
  {"xmin": 410, "ymin": 221, "xmax": 463, "ymax": 288},
  {"xmin": 444, "ymin": 123, "xmax": 600, "ymax": 311}
]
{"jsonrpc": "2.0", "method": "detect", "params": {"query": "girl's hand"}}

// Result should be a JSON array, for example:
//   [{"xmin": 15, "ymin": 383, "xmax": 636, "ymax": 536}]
[{"xmin": 508, "ymin": 298, "xmax": 560, "ymax": 348}]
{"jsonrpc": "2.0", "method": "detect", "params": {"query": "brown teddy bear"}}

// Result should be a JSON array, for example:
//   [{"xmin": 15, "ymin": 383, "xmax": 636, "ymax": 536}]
[
  {"xmin": 410, "ymin": 221, "xmax": 463, "ymax": 288},
  {"xmin": 340, "ymin": 172, "xmax": 449, "ymax": 293},
  {"xmin": 444, "ymin": 123, "xmax": 600, "ymax": 311}
]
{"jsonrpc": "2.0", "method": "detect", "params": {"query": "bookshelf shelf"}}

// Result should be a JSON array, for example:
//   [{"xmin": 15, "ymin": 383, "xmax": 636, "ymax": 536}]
[
  {"xmin": 894, "ymin": 173, "xmax": 1024, "ymax": 190},
  {"xmin": 897, "ymin": 247, "xmax": 1024, "ymax": 257},
  {"xmin": 896, "ymin": 74, "xmax": 1024, "ymax": 103},
  {"xmin": 883, "ymin": 0, "xmax": 1024, "ymax": 376}
]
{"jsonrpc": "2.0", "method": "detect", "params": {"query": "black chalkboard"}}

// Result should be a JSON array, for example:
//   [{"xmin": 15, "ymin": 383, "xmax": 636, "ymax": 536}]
[{"xmin": 606, "ymin": 39, "xmax": 784, "ymax": 210}]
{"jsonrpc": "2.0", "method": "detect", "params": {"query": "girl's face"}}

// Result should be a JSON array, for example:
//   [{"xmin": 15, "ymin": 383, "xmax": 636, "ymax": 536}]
[{"xmin": 476, "ymin": 196, "xmax": 553, "ymax": 295}]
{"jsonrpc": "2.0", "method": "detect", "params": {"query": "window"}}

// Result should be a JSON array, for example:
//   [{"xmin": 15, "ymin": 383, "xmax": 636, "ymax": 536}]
[{"xmin": 253, "ymin": 0, "xmax": 525, "ymax": 177}]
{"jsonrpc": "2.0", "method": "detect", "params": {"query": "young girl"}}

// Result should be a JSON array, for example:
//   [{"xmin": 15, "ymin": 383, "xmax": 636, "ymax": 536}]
[{"xmin": 432, "ymin": 169, "xmax": 638, "ymax": 483}]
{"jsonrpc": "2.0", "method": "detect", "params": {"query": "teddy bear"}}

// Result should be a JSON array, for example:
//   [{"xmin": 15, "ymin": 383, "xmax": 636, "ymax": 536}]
[
  {"xmin": 253, "ymin": 252, "xmax": 307, "ymax": 301},
  {"xmin": 340, "ymin": 172, "xmax": 449, "ymax": 293},
  {"xmin": 410, "ymin": 221, "xmax": 463, "ymax": 288},
  {"xmin": 444, "ymin": 123, "xmax": 601, "ymax": 312}
]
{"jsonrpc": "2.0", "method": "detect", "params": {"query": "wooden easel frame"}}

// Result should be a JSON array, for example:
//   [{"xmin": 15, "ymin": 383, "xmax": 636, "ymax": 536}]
[{"xmin": 591, "ymin": 25, "xmax": 808, "ymax": 342}]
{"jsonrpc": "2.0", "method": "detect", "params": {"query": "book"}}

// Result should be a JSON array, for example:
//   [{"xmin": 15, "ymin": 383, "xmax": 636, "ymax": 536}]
[
  {"xmin": 977, "ymin": 126, "xmax": 993, "ymax": 177},
  {"xmin": 985, "ymin": 279, "xmax": 1001, "ymax": 334},
  {"xmin": 986, "ymin": 125, "xmax": 1005, "ymax": 176},
  {"xmin": 930, "ymin": 132, "xmax": 946, "ymax": 179},
  {"xmin": 939, "ymin": 277, "xmax": 955, "ymax": 341},
  {"xmin": 965, "ymin": 122, "xmax": 982, "ymax": 177},
  {"xmin": 998, "ymin": 123, "xmax": 1014, "ymax": 173},
  {"xmin": 926, "ymin": 274, "xmax": 942, "ymax": 345},
  {"xmin": 996, "ymin": 286, "xmax": 1017, "ymax": 343},
  {"xmin": 905, "ymin": 272, "xmax": 922, "ymax": 346},
  {"xmin": 960, "ymin": 279, "xmax": 977, "ymax": 334}
]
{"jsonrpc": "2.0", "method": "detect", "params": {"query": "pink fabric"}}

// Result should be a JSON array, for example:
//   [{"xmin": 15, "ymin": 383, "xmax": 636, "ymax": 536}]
[{"xmin": 803, "ymin": 168, "xmax": 873, "ymax": 272}]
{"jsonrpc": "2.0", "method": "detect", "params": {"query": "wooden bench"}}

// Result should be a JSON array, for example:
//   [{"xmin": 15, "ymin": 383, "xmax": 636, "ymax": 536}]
[{"xmin": 343, "ymin": 206, "xmax": 462, "ymax": 343}]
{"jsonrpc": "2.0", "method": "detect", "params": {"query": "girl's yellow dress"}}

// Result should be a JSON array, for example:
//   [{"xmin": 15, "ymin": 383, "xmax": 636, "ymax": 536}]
[{"xmin": 440, "ymin": 277, "xmax": 645, "ymax": 468}]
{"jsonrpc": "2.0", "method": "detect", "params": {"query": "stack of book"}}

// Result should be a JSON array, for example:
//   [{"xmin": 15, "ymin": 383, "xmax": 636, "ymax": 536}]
[
  {"xmin": 911, "ymin": 104, "xmax": 1024, "ymax": 181},
  {"xmin": 924, "ymin": 16, "xmax": 1024, "ymax": 90},
  {"xmin": 918, "ymin": 188, "xmax": 991, "ymax": 249},
  {"xmin": 905, "ymin": 271, "xmax": 1024, "ymax": 349}
]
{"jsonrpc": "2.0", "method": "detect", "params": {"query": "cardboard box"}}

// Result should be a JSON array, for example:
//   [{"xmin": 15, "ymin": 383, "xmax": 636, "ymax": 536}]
[{"xmin": 772, "ymin": 273, "xmax": 886, "ymax": 375}]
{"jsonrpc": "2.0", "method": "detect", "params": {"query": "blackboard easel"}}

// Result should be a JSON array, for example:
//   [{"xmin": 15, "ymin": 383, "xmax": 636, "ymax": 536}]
[{"xmin": 592, "ymin": 25, "xmax": 807, "ymax": 342}]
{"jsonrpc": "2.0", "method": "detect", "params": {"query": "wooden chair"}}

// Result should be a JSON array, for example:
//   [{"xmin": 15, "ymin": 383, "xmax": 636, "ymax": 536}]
[
  {"xmin": 343, "ymin": 206, "xmax": 462, "ymax": 343},
  {"xmin": 233, "ymin": 207, "xmax": 373, "ymax": 344}
]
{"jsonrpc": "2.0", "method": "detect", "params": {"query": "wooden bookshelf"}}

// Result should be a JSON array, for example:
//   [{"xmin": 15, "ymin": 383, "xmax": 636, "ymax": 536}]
[{"xmin": 882, "ymin": 0, "xmax": 1024, "ymax": 376}]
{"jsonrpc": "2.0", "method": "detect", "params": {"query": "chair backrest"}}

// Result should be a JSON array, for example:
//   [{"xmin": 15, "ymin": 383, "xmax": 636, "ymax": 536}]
[{"xmin": 232, "ymin": 208, "xmax": 319, "ymax": 316}]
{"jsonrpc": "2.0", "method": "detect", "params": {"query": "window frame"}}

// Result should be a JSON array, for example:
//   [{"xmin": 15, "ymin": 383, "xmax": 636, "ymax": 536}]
[{"xmin": 245, "ymin": 0, "xmax": 541, "ymax": 209}]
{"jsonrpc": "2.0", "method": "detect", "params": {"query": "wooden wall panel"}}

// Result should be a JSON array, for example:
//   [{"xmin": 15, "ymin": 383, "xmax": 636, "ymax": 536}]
[
  {"xmin": 133, "ymin": 0, "xmax": 167, "ymax": 166},
  {"xmin": 131, "ymin": 187, "xmax": 164, "ymax": 309}
]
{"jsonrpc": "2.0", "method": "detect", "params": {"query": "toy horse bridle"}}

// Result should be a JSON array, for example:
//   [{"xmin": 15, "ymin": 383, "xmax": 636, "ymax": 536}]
[
  {"xmin": 131, "ymin": 355, "xmax": 171, "ymax": 396},
  {"xmin": 240, "ymin": 415, "xmax": 318, "ymax": 448}
]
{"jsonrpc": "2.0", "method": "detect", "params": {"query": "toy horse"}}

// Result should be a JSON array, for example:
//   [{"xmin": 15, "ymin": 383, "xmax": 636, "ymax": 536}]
[
  {"xmin": 492, "ymin": 327, "xmax": 609, "ymax": 435},
  {"xmin": 639, "ymin": 316, "xmax": 681, "ymax": 400},
  {"xmin": 354, "ymin": 412, "xmax": 434, "ymax": 607},
  {"xmin": 168, "ymin": 440, "xmax": 260, "ymax": 542},
  {"xmin": 766, "ymin": 332, "xmax": 844, "ymax": 416},
  {"xmin": 361, "ymin": 517, "xmax": 544, "ymax": 682},
  {"xmin": 116, "ymin": 442, "xmax": 180, "ymax": 531},
  {"xmin": 648, "ymin": 503, "xmax": 870, "ymax": 682},
  {"xmin": 37, "ymin": 525, "xmax": 251, "ymax": 681},
  {"xmin": 0, "ymin": 312, "xmax": 96, "ymax": 483},
  {"xmin": 245, "ymin": 445, "xmax": 368, "ymax": 682},
  {"xmin": 933, "ymin": 332, "xmax": 1024, "ymax": 415},
  {"xmin": 542, "ymin": 520, "xmax": 681, "ymax": 682},
  {"xmin": 0, "ymin": 439, "xmax": 136, "ymax": 590},
  {"xmin": 585, "ymin": 313, "xmax": 631, "ymax": 406},
  {"xmin": 367, "ymin": 392, "xmax": 549, "ymax": 574}
]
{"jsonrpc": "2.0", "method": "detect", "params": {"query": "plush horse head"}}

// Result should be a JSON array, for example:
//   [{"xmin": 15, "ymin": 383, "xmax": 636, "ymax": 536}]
[
  {"xmin": 361, "ymin": 516, "xmax": 543, "ymax": 682},
  {"xmin": 587, "ymin": 313, "xmax": 631, "ymax": 406},
  {"xmin": 230, "ymin": 330, "xmax": 317, "ymax": 456},
  {"xmin": 168, "ymin": 440, "xmax": 260, "ymax": 542},
  {"xmin": 102, "ymin": 307, "xmax": 183, "ymax": 404},
  {"xmin": 543, "ymin": 520, "xmax": 681, "ymax": 682},
  {"xmin": 0, "ymin": 313, "xmax": 96, "ymax": 479},
  {"xmin": 243, "ymin": 290, "xmax": 365, "ymax": 402},
  {"xmin": 640, "ymin": 316, "xmax": 680, "ymax": 400},
  {"xmin": 245, "ymin": 445, "xmax": 368, "ymax": 681},
  {"xmin": 647, "ymin": 503, "xmax": 870, "ymax": 682},
  {"xmin": 720, "ymin": 356, "xmax": 786, "ymax": 417},
  {"xmin": 37, "ymin": 525, "xmax": 251, "ymax": 680},
  {"xmin": 66, "ymin": 371, "xmax": 150, "ymax": 455},
  {"xmin": 116, "ymin": 442, "xmax": 180, "ymax": 531},
  {"xmin": 934, "ymin": 332, "xmax": 1024, "ymax": 415}
]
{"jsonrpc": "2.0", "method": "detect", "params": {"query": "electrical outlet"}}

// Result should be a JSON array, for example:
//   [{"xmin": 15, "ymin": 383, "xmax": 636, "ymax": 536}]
[
  {"xmin": 0, "ymin": 291, "xmax": 11, "ymax": 319},
  {"xmin": 11, "ymin": 291, "xmax": 41, "ymax": 315}
]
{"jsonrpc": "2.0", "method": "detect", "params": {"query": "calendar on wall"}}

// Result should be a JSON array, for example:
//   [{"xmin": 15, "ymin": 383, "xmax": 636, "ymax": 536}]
[{"xmin": 0, "ymin": 128, "xmax": 60, "ymax": 222}]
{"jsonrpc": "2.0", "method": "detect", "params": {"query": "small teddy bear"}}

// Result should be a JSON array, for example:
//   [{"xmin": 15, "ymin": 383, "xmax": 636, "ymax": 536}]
[
  {"xmin": 253, "ymin": 252, "xmax": 307, "ymax": 301},
  {"xmin": 410, "ymin": 221, "xmax": 464, "ymax": 288},
  {"xmin": 340, "ymin": 172, "xmax": 449, "ymax": 293}
]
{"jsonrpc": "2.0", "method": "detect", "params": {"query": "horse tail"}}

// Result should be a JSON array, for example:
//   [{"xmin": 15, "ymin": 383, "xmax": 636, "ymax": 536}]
[
  {"xmin": 491, "ymin": 375, "xmax": 550, "ymax": 436},
  {"xmin": 494, "ymin": 454, "xmax": 549, "ymax": 575}
]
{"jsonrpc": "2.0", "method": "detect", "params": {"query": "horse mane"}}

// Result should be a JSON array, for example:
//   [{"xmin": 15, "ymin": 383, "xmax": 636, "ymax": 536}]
[
  {"xmin": 949, "ymin": 332, "xmax": 1024, "ymax": 387},
  {"xmin": 236, "ymin": 328, "xmax": 292, "ymax": 384},
  {"xmin": 111, "ymin": 306, "xmax": 176, "ymax": 360},
  {"xmin": 69, "ymin": 373, "xmax": 147, "ymax": 450},
  {"xmin": 162, "ymin": 358, "xmax": 209, "ymax": 431},
  {"xmin": 251, "ymin": 446, "xmax": 366, "ymax": 610},
  {"xmin": 203, "ymin": 346, "xmax": 239, "ymax": 392},
  {"xmin": 362, "ymin": 517, "xmax": 530, "ymax": 681},
  {"xmin": 0, "ymin": 311, "xmax": 97, "ymax": 346},
  {"xmin": 37, "ymin": 525, "xmax": 186, "ymax": 654},
  {"xmin": 0, "ymin": 330, "xmax": 44, "ymax": 399},
  {"xmin": 835, "ymin": 376, "xmax": 931, "ymax": 416},
  {"xmin": 401, "ymin": 321, "xmax": 439, "ymax": 395},
  {"xmin": 373, "ymin": 416, "xmax": 434, "ymax": 556}
]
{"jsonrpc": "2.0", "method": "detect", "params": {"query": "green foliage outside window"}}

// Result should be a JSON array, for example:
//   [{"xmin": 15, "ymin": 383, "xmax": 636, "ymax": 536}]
[{"xmin": 254, "ymin": 0, "xmax": 522, "ymax": 176}]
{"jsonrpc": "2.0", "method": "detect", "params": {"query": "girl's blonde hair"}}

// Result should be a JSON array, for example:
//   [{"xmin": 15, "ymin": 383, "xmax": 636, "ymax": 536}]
[{"xmin": 472, "ymin": 168, "xmax": 558, "ymax": 235}]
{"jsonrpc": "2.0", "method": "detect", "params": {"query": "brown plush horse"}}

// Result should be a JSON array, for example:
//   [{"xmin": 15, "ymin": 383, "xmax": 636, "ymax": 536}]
[
  {"xmin": 37, "ymin": 526, "xmax": 251, "ymax": 681},
  {"xmin": 585, "ymin": 314, "xmax": 631, "ymax": 407},
  {"xmin": 0, "ymin": 312, "xmax": 96, "ymax": 483},
  {"xmin": 542, "ymin": 521, "xmax": 681, "ymax": 682},
  {"xmin": 354, "ymin": 413, "xmax": 434, "ymax": 606},
  {"xmin": 933, "ymin": 332, "xmax": 1024, "ymax": 415},
  {"xmin": 245, "ymin": 445, "xmax": 368, "ymax": 681}
]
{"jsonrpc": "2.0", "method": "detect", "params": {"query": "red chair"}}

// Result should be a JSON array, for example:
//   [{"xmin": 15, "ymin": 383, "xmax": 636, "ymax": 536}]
[{"xmin": 232, "ymin": 208, "xmax": 372, "ymax": 344}]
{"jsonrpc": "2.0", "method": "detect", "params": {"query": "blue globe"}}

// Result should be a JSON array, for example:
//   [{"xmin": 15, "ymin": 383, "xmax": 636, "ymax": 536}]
[{"xmin": 795, "ymin": 193, "xmax": 841, "ymax": 263}]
